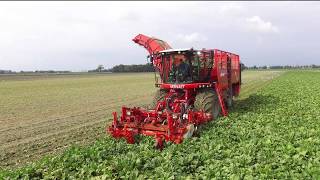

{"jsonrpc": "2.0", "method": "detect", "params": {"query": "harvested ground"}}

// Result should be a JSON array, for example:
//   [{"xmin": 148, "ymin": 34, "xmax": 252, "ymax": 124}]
[{"xmin": 0, "ymin": 71, "xmax": 283, "ymax": 169}]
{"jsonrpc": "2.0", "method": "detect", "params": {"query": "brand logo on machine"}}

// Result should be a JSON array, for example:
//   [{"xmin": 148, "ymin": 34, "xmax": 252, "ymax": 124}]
[{"xmin": 170, "ymin": 84, "xmax": 185, "ymax": 89}]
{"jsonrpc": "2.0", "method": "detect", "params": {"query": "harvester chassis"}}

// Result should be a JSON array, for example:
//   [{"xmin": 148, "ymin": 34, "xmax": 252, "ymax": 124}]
[{"xmin": 108, "ymin": 82, "xmax": 228, "ymax": 149}]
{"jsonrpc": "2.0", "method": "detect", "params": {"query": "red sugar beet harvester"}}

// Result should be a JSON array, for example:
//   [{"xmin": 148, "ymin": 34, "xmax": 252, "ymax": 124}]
[{"xmin": 107, "ymin": 34, "xmax": 242, "ymax": 149}]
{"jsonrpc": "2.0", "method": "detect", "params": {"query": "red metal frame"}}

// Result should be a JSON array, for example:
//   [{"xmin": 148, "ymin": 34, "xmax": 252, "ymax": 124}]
[
  {"xmin": 160, "ymin": 82, "xmax": 213, "ymax": 89},
  {"xmin": 108, "ymin": 83, "xmax": 228, "ymax": 149},
  {"xmin": 132, "ymin": 34, "xmax": 172, "ymax": 54}
]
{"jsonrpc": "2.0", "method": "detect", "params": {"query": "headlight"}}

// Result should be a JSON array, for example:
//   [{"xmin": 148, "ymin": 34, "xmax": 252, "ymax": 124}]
[
  {"xmin": 183, "ymin": 114, "xmax": 188, "ymax": 119},
  {"xmin": 172, "ymin": 114, "xmax": 178, "ymax": 119}
]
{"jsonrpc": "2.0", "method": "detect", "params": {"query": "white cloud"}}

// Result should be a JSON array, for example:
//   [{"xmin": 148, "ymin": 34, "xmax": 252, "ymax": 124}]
[
  {"xmin": 219, "ymin": 3, "xmax": 245, "ymax": 16},
  {"xmin": 176, "ymin": 33, "xmax": 207, "ymax": 44},
  {"xmin": 118, "ymin": 11, "xmax": 140, "ymax": 22},
  {"xmin": 245, "ymin": 16, "xmax": 279, "ymax": 33}
]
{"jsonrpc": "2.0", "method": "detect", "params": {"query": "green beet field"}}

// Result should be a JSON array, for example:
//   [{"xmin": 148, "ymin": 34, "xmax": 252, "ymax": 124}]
[{"xmin": 1, "ymin": 71, "xmax": 320, "ymax": 179}]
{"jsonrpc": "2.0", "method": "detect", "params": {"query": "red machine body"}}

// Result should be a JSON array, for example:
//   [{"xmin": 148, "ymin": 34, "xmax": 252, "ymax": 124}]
[{"xmin": 108, "ymin": 34, "xmax": 241, "ymax": 149}]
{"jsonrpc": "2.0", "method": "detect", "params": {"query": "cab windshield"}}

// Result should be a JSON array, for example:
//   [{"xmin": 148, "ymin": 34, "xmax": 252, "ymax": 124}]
[
  {"xmin": 155, "ymin": 50, "xmax": 200, "ymax": 84},
  {"xmin": 153, "ymin": 50, "xmax": 214, "ymax": 84}
]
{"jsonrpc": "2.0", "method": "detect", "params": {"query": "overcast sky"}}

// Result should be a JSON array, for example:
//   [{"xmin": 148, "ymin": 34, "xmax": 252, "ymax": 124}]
[{"xmin": 0, "ymin": 1, "xmax": 319, "ymax": 71}]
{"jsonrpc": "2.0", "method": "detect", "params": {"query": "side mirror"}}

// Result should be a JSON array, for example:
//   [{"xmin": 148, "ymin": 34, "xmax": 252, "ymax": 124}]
[
  {"xmin": 147, "ymin": 55, "xmax": 153, "ymax": 63},
  {"xmin": 147, "ymin": 55, "xmax": 150, "ymax": 62},
  {"xmin": 147, "ymin": 55, "xmax": 153, "ymax": 66}
]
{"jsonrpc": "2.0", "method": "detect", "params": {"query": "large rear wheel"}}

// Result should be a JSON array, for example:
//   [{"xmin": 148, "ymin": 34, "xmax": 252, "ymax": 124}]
[{"xmin": 194, "ymin": 88, "xmax": 221, "ymax": 120}]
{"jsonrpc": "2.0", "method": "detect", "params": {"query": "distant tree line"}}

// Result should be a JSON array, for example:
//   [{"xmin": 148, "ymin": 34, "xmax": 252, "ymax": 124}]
[
  {"xmin": 0, "ymin": 70, "xmax": 71, "ymax": 74},
  {"xmin": 91, "ymin": 63, "xmax": 320, "ymax": 73},
  {"xmin": 111, "ymin": 63, "xmax": 154, "ymax": 72},
  {"xmin": 242, "ymin": 64, "xmax": 320, "ymax": 70},
  {"xmin": 0, "ymin": 70, "xmax": 15, "ymax": 74},
  {"xmin": 2, "ymin": 64, "xmax": 320, "ymax": 75},
  {"xmin": 33, "ymin": 70, "xmax": 71, "ymax": 73},
  {"xmin": 88, "ymin": 63, "xmax": 154, "ymax": 73}
]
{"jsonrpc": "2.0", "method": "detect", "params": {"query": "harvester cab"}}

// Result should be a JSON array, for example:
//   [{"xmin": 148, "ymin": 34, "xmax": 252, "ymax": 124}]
[
  {"xmin": 151, "ymin": 49, "xmax": 215, "ymax": 85},
  {"xmin": 108, "ymin": 34, "xmax": 241, "ymax": 149}
]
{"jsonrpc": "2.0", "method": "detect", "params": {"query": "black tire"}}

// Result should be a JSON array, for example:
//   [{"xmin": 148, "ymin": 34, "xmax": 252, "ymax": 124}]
[
  {"xmin": 151, "ymin": 89, "xmax": 168, "ymax": 108},
  {"xmin": 194, "ymin": 88, "xmax": 221, "ymax": 119}
]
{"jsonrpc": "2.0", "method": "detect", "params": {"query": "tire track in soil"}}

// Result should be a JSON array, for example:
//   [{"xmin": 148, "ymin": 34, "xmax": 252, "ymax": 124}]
[
  {"xmin": 0, "ymin": 96, "xmax": 151, "ymax": 168},
  {"xmin": 0, "ymin": 117, "xmax": 107, "ymax": 168},
  {"xmin": 0, "ymin": 94, "xmax": 153, "ymax": 145},
  {"xmin": 0, "ymin": 93, "xmax": 153, "ymax": 133},
  {"xmin": 1, "ymin": 122, "xmax": 106, "ymax": 168}
]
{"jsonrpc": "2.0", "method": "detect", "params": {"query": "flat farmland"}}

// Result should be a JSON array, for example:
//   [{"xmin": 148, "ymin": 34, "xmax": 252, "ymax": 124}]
[{"xmin": 0, "ymin": 71, "xmax": 282, "ymax": 168}]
